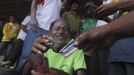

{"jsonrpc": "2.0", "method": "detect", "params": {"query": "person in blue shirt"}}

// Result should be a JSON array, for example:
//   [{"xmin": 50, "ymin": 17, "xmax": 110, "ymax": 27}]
[{"xmin": 75, "ymin": 1, "xmax": 134, "ymax": 75}]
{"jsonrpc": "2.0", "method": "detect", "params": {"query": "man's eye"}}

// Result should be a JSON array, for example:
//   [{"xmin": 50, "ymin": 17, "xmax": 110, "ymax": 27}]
[
  {"xmin": 63, "ymin": 28, "xmax": 68, "ymax": 31},
  {"xmin": 55, "ymin": 28, "xmax": 59, "ymax": 30}
]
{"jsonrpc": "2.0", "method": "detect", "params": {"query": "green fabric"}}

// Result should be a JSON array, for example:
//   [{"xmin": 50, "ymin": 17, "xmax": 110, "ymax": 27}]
[
  {"xmin": 82, "ymin": 18, "xmax": 97, "ymax": 32},
  {"xmin": 62, "ymin": 12, "xmax": 81, "ymax": 33},
  {"xmin": 44, "ymin": 49, "xmax": 86, "ymax": 75}
]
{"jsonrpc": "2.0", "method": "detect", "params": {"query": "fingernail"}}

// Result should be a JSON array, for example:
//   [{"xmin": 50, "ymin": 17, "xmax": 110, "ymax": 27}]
[
  {"xmin": 37, "ymin": 51, "xmax": 42, "ymax": 54},
  {"xmin": 74, "ymin": 41, "xmax": 78, "ymax": 46},
  {"xmin": 42, "ymin": 46, "xmax": 46, "ymax": 51},
  {"xmin": 48, "ymin": 37, "xmax": 53, "ymax": 40},
  {"xmin": 45, "ymin": 39, "xmax": 49, "ymax": 42}
]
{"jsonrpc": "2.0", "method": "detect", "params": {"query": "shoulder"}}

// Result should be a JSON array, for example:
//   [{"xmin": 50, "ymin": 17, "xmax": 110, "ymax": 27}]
[
  {"xmin": 73, "ymin": 49, "xmax": 84, "ymax": 56},
  {"xmin": 44, "ymin": 49, "xmax": 55, "ymax": 55}
]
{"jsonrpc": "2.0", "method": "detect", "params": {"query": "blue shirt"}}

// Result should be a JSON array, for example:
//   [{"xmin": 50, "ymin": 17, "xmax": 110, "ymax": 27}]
[{"xmin": 108, "ymin": 37, "xmax": 134, "ymax": 62}]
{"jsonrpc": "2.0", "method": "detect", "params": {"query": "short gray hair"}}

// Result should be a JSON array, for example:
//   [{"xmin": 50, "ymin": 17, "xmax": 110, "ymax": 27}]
[{"xmin": 49, "ymin": 18, "xmax": 70, "ymax": 31}]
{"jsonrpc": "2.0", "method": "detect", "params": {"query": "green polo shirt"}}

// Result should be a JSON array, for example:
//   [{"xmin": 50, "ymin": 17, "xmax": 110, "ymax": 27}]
[
  {"xmin": 82, "ymin": 18, "xmax": 97, "ymax": 32},
  {"xmin": 44, "ymin": 49, "xmax": 86, "ymax": 75}
]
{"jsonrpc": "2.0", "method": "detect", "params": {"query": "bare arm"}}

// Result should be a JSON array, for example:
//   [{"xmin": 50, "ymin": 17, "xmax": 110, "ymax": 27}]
[
  {"xmin": 105, "ymin": 10, "xmax": 134, "ymax": 39},
  {"xmin": 62, "ymin": 0, "xmax": 68, "ymax": 8},
  {"xmin": 31, "ymin": 0, "xmax": 37, "ymax": 20},
  {"xmin": 116, "ymin": 0, "xmax": 134, "ymax": 11},
  {"xmin": 62, "ymin": 0, "xmax": 67, "ymax": 5},
  {"xmin": 23, "ymin": 61, "xmax": 32, "ymax": 75},
  {"xmin": 77, "ymin": 70, "xmax": 86, "ymax": 75},
  {"xmin": 96, "ymin": 0, "xmax": 134, "ymax": 17},
  {"xmin": 31, "ymin": 68, "xmax": 69, "ymax": 75},
  {"xmin": 30, "ymin": 0, "xmax": 38, "ymax": 28},
  {"xmin": 75, "ymin": 10, "xmax": 134, "ymax": 50}
]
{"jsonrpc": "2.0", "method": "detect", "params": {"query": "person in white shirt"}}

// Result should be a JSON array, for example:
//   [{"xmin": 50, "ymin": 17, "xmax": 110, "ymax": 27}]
[{"xmin": 16, "ymin": 0, "xmax": 68, "ymax": 74}]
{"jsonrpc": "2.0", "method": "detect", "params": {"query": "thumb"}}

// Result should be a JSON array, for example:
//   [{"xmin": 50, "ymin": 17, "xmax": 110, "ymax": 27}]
[
  {"xmin": 74, "ymin": 33, "xmax": 88, "ymax": 47},
  {"xmin": 31, "ymin": 70, "xmax": 38, "ymax": 75}
]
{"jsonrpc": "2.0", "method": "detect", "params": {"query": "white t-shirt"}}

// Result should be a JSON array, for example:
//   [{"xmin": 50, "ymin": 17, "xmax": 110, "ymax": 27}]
[
  {"xmin": 21, "ymin": 15, "xmax": 31, "ymax": 30},
  {"xmin": 17, "ymin": 29, "xmax": 27, "ymax": 41},
  {"xmin": 17, "ymin": 16, "xmax": 31, "ymax": 40},
  {"xmin": 36, "ymin": 0, "xmax": 62, "ymax": 30},
  {"xmin": 21, "ymin": 16, "xmax": 30, "ymax": 26},
  {"xmin": 103, "ymin": 0, "xmax": 112, "ymax": 4},
  {"xmin": 96, "ymin": 20, "xmax": 108, "ymax": 27}
]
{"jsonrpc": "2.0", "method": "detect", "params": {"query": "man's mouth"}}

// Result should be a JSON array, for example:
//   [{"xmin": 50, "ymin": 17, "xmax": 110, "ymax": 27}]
[{"xmin": 56, "ymin": 35, "xmax": 65, "ymax": 38}]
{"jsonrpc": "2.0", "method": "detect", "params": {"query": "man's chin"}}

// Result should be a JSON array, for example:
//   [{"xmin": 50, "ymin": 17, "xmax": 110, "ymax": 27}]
[
  {"xmin": 53, "ymin": 42, "xmax": 66, "ymax": 53},
  {"xmin": 55, "ymin": 37, "xmax": 66, "ymax": 42},
  {"xmin": 56, "ymin": 36, "xmax": 65, "ymax": 40}
]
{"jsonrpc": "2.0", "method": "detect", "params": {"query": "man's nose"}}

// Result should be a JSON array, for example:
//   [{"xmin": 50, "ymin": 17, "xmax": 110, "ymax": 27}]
[{"xmin": 59, "ymin": 29, "xmax": 64, "ymax": 33}]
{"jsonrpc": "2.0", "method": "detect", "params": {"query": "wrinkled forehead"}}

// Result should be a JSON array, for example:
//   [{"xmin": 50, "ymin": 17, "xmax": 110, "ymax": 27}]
[{"xmin": 53, "ymin": 20, "xmax": 69, "ymax": 29}]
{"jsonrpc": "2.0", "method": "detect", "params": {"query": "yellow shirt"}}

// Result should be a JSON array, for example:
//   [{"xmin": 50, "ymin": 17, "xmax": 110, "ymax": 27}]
[
  {"xmin": 112, "ymin": 0, "xmax": 122, "ymax": 3},
  {"xmin": 2, "ymin": 22, "xmax": 20, "ymax": 41}
]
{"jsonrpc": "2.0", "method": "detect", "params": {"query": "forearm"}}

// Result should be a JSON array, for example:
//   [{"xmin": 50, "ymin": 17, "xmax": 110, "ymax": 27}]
[
  {"xmin": 21, "ymin": 25, "xmax": 27, "ymax": 32},
  {"xmin": 31, "ymin": 0, "xmax": 38, "ymax": 20},
  {"xmin": 77, "ymin": 70, "xmax": 86, "ymax": 75},
  {"xmin": 104, "ymin": 10, "xmax": 134, "ymax": 39},
  {"xmin": 62, "ymin": 0, "xmax": 67, "ymax": 8},
  {"xmin": 116, "ymin": 0, "xmax": 134, "ymax": 11}
]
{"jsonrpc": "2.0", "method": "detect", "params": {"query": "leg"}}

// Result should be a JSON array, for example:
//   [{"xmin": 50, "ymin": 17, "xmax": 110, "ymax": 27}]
[
  {"xmin": 108, "ymin": 62, "xmax": 126, "ymax": 75},
  {"xmin": 4, "ymin": 39, "xmax": 24, "ymax": 65},
  {"xmin": 98, "ymin": 50, "xmax": 109, "ymax": 75},
  {"xmin": 0, "ymin": 42, "xmax": 10, "ymax": 55},
  {"xmin": 125, "ymin": 62, "xmax": 134, "ymax": 75},
  {"xmin": 16, "ymin": 28, "xmax": 48, "ymax": 74},
  {"xmin": 89, "ymin": 51, "xmax": 101, "ymax": 75}
]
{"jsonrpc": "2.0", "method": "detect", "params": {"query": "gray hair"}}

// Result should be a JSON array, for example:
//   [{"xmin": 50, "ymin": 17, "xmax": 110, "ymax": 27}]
[{"xmin": 49, "ymin": 18, "xmax": 70, "ymax": 31}]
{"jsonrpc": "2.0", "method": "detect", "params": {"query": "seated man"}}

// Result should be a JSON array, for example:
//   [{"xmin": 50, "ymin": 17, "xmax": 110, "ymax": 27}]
[
  {"xmin": 0, "ymin": 16, "xmax": 20, "ymax": 59},
  {"xmin": 24, "ymin": 19, "xmax": 87, "ymax": 75}
]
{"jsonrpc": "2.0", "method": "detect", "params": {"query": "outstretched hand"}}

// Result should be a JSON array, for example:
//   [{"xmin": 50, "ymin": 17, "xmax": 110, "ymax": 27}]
[
  {"xmin": 31, "ymin": 68, "xmax": 69, "ymax": 75},
  {"xmin": 32, "ymin": 34, "xmax": 53, "ymax": 53},
  {"xmin": 96, "ymin": 3, "xmax": 119, "ymax": 18},
  {"xmin": 74, "ymin": 26, "xmax": 117, "ymax": 50}
]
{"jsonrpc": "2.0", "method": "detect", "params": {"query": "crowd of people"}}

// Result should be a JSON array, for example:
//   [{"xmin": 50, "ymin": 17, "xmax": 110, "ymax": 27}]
[{"xmin": 0, "ymin": 0, "xmax": 134, "ymax": 75}]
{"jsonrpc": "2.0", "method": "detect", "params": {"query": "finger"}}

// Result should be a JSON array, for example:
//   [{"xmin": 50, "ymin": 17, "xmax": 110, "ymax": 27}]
[
  {"xmin": 98, "ymin": 8, "xmax": 107, "ymax": 15},
  {"xmin": 41, "ymin": 34, "xmax": 50, "ymax": 39},
  {"xmin": 49, "ymin": 68, "xmax": 57, "ymax": 73},
  {"xmin": 32, "ymin": 46, "xmax": 47, "ymax": 53},
  {"xmin": 35, "ymin": 36, "xmax": 42, "ymax": 43},
  {"xmin": 31, "ymin": 70, "xmax": 38, "ymax": 75},
  {"xmin": 49, "ymin": 68, "xmax": 63, "ymax": 74},
  {"xmin": 96, "ymin": 6, "xmax": 106, "ymax": 14},
  {"xmin": 36, "ymin": 35, "xmax": 53, "ymax": 46},
  {"xmin": 41, "ymin": 34, "xmax": 53, "ymax": 40},
  {"xmin": 31, "ymin": 70, "xmax": 46, "ymax": 75},
  {"xmin": 32, "ymin": 46, "xmax": 41, "ymax": 53},
  {"xmin": 74, "ymin": 33, "xmax": 87, "ymax": 47},
  {"xmin": 35, "ymin": 37, "xmax": 46, "ymax": 43},
  {"xmin": 96, "ymin": 5, "xmax": 103, "ymax": 13},
  {"xmin": 33, "ymin": 41, "xmax": 47, "ymax": 52}
]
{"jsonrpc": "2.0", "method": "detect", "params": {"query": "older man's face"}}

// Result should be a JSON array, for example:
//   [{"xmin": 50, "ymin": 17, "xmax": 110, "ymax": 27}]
[{"xmin": 50, "ymin": 20, "xmax": 71, "ymax": 52}]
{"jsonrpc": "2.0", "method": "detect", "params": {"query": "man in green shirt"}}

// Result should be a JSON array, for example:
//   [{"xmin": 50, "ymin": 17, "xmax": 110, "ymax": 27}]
[{"xmin": 26, "ymin": 19, "xmax": 87, "ymax": 75}]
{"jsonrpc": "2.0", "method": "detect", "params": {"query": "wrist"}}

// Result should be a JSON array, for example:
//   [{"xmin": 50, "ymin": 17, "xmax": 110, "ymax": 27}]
[
  {"xmin": 104, "ymin": 23, "xmax": 122, "ymax": 39},
  {"xmin": 101, "ymin": 25, "xmax": 112, "ymax": 38},
  {"xmin": 116, "ymin": 1, "xmax": 129, "ymax": 11}
]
